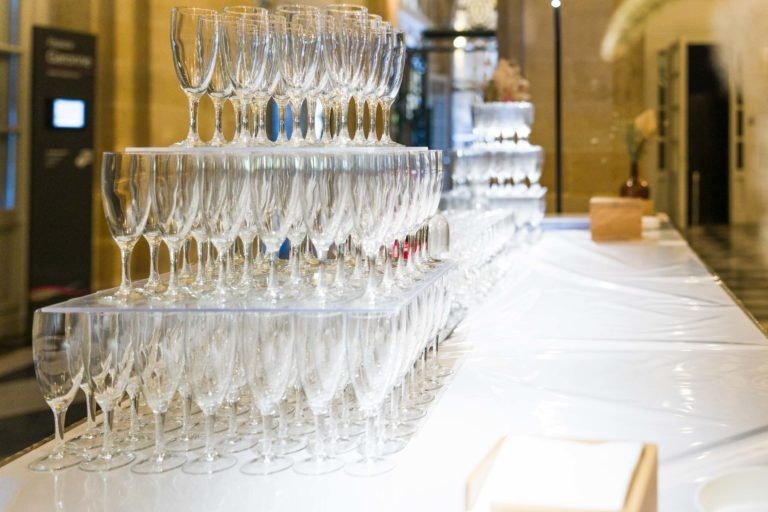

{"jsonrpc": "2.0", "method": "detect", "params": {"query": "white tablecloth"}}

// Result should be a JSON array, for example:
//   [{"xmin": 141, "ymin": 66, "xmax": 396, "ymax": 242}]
[{"xmin": 2, "ymin": 225, "xmax": 766, "ymax": 511}]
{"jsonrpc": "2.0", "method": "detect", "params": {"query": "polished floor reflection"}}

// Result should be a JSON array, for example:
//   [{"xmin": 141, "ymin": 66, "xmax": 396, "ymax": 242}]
[{"xmin": 686, "ymin": 224, "xmax": 768, "ymax": 329}]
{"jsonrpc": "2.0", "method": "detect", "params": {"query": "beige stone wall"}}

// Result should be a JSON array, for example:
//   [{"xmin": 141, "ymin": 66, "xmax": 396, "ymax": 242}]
[{"xmin": 520, "ymin": 0, "xmax": 645, "ymax": 213}]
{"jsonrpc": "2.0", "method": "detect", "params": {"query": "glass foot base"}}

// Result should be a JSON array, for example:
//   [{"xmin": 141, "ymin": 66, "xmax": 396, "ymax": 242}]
[
  {"xmin": 217, "ymin": 435, "xmax": 257, "ymax": 454},
  {"xmin": 79, "ymin": 451, "xmax": 135, "ymax": 472},
  {"xmin": 293, "ymin": 455, "xmax": 344, "ymax": 475},
  {"xmin": 182, "ymin": 453, "xmax": 237, "ymax": 474},
  {"xmin": 345, "ymin": 456, "xmax": 395, "ymax": 477},
  {"xmin": 166, "ymin": 433, "xmax": 205, "ymax": 452},
  {"xmin": 274, "ymin": 436, "xmax": 307, "ymax": 455},
  {"xmin": 28, "ymin": 451, "xmax": 81, "ymax": 472},
  {"xmin": 131, "ymin": 453, "xmax": 186, "ymax": 474},
  {"xmin": 240, "ymin": 455, "xmax": 293, "ymax": 475},
  {"xmin": 115, "ymin": 433, "xmax": 154, "ymax": 452},
  {"xmin": 380, "ymin": 437, "xmax": 408, "ymax": 455}
]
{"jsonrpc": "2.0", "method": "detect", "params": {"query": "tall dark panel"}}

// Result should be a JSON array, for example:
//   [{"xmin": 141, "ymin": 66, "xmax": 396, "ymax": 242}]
[
  {"xmin": 687, "ymin": 44, "xmax": 729, "ymax": 225},
  {"xmin": 28, "ymin": 28, "xmax": 96, "ymax": 319}
]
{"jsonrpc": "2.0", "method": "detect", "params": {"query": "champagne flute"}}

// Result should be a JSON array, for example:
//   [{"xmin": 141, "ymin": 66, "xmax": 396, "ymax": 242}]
[
  {"xmin": 100, "ymin": 152, "xmax": 152, "ymax": 301},
  {"xmin": 170, "ymin": 8, "xmax": 219, "ymax": 146},
  {"xmin": 28, "ymin": 311, "xmax": 84, "ymax": 472},
  {"xmin": 132, "ymin": 312, "xmax": 186, "ymax": 474}
]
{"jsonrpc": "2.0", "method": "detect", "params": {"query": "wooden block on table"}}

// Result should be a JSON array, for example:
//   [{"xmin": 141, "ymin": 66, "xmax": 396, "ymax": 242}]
[{"xmin": 590, "ymin": 197, "xmax": 643, "ymax": 242}]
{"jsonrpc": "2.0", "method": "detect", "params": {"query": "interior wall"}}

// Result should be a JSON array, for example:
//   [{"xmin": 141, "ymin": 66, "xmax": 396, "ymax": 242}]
[
  {"xmin": 642, "ymin": 0, "xmax": 761, "ymax": 225},
  {"xmin": 521, "ymin": 0, "xmax": 644, "ymax": 213}
]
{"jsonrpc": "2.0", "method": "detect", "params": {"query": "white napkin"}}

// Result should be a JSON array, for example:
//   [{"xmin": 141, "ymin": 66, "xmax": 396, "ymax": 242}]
[{"xmin": 472, "ymin": 435, "xmax": 643, "ymax": 512}]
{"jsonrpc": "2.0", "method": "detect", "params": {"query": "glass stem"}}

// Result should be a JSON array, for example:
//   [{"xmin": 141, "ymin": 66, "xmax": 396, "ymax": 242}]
[
  {"xmin": 384, "ymin": 101, "xmax": 394, "ymax": 142},
  {"xmin": 338, "ymin": 97, "xmax": 350, "ymax": 142},
  {"xmin": 212, "ymin": 98, "xmax": 224, "ymax": 142},
  {"xmin": 334, "ymin": 243, "xmax": 345, "ymax": 287},
  {"xmin": 354, "ymin": 96, "xmax": 364, "ymax": 140},
  {"xmin": 195, "ymin": 239, "xmax": 206, "ymax": 286},
  {"xmin": 277, "ymin": 101, "xmax": 288, "ymax": 142},
  {"xmin": 167, "ymin": 246, "xmax": 179, "ymax": 294},
  {"xmin": 118, "ymin": 245, "xmax": 133, "ymax": 294},
  {"xmin": 85, "ymin": 388, "xmax": 96, "ymax": 427},
  {"xmin": 316, "ymin": 251, "xmax": 327, "ymax": 297},
  {"xmin": 239, "ymin": 101, "xmax": 250, "ymax": 144},
  {"xmin": 147, "ymin": 239, "xmax": 160, "ymax": 286},
  {"xmin": 307, "ymin": 98, "xmax": 317, "ymax": 142},
  {"xmin": 381, "ymin": 245, "xmax": 394, "ymax": 290},
  {"xmin": 227, "ymin": 401, "xmax": 237, "ymax": 438},
  {"xmin": 262, "ymin": 412, "xmax": 273, "ymax": 462},
  {"xmin": 289, "ymin": 243, "xmax": 301, "ymax": 283},
  {"xmin": 363, "ymin": 413, "xmax": 377, "ymax": 461},
  {"xmin": 51, "ymin": 407, "xmax": 66, "ymax": 457},
  {"xmin": 217, "ymin": 249, "xmax": 227, "ymax": 293},
  {"xmin": 258, "ymin": 99, "xmax": 268, "ymax": 141},
  {"xmin": 240, "ymin": 236, "xmax": 253, "ymax": 286},
  {"xmin": 180, "ymin": 394, "xmax": 192, "ymax": 438},
  {"xmin": 389, "ymin": 385, "xmax": 401, "ymax": 424},
  {"xmin": 204, "ymin": 413, "xmax": 216, "ymax": 459},
  {"xmin": 396, "ymin": 238, "xmax": 406, "ymax": 279},
  {"xmin": 101, "ymin": 408, "xmax": 113, "ymax": 458},
  {"xmin": 154, "ymin": 411, "xmax": 166, "ymax": 457},
  {"xmin": 267, "ymin": 251, "xmax": 279, "ymax": 296},
  {"xmin": 313, "ymin": 412, "xmax": 326, "ymax": 461},
  {"xmin": 322, "ymin": 100, "xmax": 333, "ymax": 142},
  {"xmin": 186, "ymin": 94, "xmax": 199, "ymax": 142},
  {"xmin": 365, "ymin": 252, "xmax": 378, "ymax": 299},
  {"xmin": 231, "ymin": 98, "xmax": 242, "ymax": 141},
  {"xmin": 368, "ymin": 101, "xmax": 377, "ymax": 142},
  {"xmin": 130, "ymin": 393, "xmax": 139, "ymax": 434},
  {"xmin": 278, "ymin": 400, "xmax": 289, "ymax": 440}
]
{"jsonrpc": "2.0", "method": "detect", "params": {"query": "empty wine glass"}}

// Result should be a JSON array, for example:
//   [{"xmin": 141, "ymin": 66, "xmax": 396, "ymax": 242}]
[
  {"xmin": 352, "ymin": 14, "xmax": 382, "ymax": 144},
  {"xmin": 345, "ymin": 311, "xmax": 402, "ymax": 476},
  {"xmin": 170, "ymin": 8, "xmax": 219, "ymax": 146},
  {"xmin": 301, "ymin": 153, "xmax": 351, "ymax": 300},
  {"xmin": 201, "ymin": 153, "xmax": 248, "ymax": 299},
  {"xmin": 28, "ymin": 311, "xmax": 84, "ymax": 472},
  {"xmin": 294, "ymin": 312, "xmax": 346, "ymax": 475},
  {"xmin": 240, "ymin": 312, "xmax": 295, "ymax": 475},
  {"xmin": 153, "ymin": 153, "xmax": 201, "ymax": 299},
  {"xmin": 322, "ymin": 8, "xmax": 368, "ymax": 144},
  {"xmin": 281, "ymin": 14, "xmax": 321, "ymax": 145},
  {"xmin": 100, "ymin": 152, "xmax": 152, "ymax": 301},
  {"xmin": 206, "ymin": 34, "xmax": 234, "ymax": 146},
  {"xmin": 80, "ymin": 312, "xmax": 136, "ymax": 472},
  {"xmin": 66, "ymin": 312, "xmax": 102, "ymax": 453},
  {"xmin": 132, "ymin": 312, "xmax": 186, "ymax": 474},
  {"xmin": 379, "ymin": 29, "xmax": 406, "ymax": 146},
  {"xmin": 252, "ymin": 154, "xmax": 302, "ymax": 301},
  {"xmin": 183, "ymin": 312, "xmax": 238, "ymax": 474},
  {"xmin": 253, "ymin": 14, "xmax": 286, "ymax": 145},
  {"xmin": 220, "ymin": 11, "xmax": 269, "ymax": 146}
]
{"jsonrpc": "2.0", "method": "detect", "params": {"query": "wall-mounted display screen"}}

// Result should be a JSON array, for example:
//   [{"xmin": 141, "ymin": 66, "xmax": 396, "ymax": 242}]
[{"xmin": 50, "ymin": 98, "xmax": 86, "ymax": 129}]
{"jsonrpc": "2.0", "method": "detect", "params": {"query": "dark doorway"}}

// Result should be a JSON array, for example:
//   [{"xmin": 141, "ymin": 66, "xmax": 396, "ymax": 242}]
[{"xmin": 687, "ymin": 44, "xmax": 729, "ymax": 225}]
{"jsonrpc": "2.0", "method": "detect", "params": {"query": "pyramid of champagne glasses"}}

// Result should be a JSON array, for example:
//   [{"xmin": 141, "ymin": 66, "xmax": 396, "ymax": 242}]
[
  {"xmin": 447, "ymin": 98, "xmax": 547, "ymax": 237},
  {"xmin": 29, "ymin": 5, "xmax": 461, "ymax": 478}
]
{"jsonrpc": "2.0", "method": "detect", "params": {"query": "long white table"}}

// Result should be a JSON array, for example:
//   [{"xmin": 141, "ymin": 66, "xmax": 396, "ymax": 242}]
[{"xmin": 2, "ymin": 223, "xmax": 766, "ymax": 511}]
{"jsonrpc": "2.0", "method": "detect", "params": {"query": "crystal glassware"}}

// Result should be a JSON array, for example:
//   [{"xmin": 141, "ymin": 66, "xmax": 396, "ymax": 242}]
[
  {"xmin": 100, "ymin": 152, "xmax": 152, "ymax": 301},
  {"xmin": 170, "ymin": 8, "xmax": 219, "ymax": 146},
  {"xmin": 28, "ymin": 311, "xmax": 84, "ymax": 472}
]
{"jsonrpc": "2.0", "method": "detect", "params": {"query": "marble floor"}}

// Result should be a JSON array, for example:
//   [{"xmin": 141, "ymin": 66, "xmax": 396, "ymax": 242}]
[
  {"xmin": 0, "ymin": 223, "xmax": 766, "ymax": 461},
  {"xmin": 686, "ymin": 224, "xmax": 768, "ymax": 329}
]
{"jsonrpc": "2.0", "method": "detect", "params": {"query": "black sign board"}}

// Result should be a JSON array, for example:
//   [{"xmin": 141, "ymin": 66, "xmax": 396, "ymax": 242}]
[{"xmin": 28, "ymin": 27, "xmax": 96, "ymax": 318}]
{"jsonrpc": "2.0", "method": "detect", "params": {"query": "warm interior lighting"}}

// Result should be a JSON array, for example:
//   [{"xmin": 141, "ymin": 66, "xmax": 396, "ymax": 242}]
[
  {"xmin": 551, "ymin": 0, "xmax": 562, "ymax": 7},
  {"xmin": 453, "ymin": 36, "xmax": 467, "ymax": 49}
]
